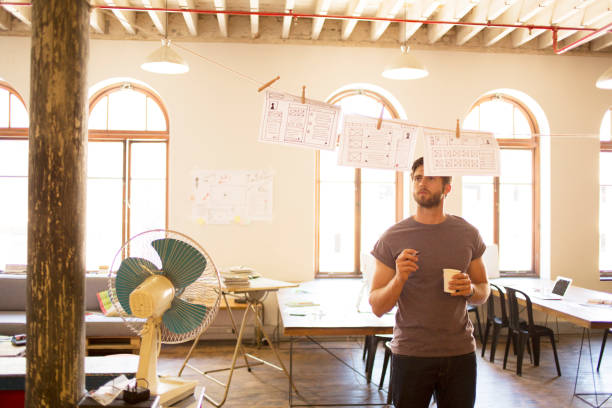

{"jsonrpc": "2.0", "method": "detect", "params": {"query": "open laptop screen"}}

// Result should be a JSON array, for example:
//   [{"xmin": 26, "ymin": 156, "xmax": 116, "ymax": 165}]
[{"xmin": 551, "ymin": 277, "xmax": 572, "ymax": 296}]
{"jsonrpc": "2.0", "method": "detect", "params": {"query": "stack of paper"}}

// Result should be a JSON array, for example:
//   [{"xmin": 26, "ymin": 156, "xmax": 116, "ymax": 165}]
[
  {"xmin": 222, "ymin": 273, "xmax": 250, "ymax": 287},
  {"xmin": 4, "ymin": 264, "xmax": 27, "ymax": 274}
]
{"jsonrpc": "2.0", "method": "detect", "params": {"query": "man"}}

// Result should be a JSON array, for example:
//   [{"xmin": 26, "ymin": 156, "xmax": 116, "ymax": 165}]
[{"xmin": 369, "ymin": 157, "xmax": 490, "ymax": 408}]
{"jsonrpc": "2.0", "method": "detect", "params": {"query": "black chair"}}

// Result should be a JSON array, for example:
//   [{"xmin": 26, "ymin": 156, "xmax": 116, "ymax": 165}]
[
  {"xmin": 481, "ymin": 283, "xmax": 509, "ymax": 362},
  {"xmin": 503, "ymin": 287, "xmax": 561, "ymax": 376},
  {"xmin": 363, "ymin": 334, "xmax": 392, "ymax": 383},
  {"xmin": 468, "ymin": 304, "xmax": 483, "ymax": 344},
  {"xmin": 379, "ymin": 341, "xmax": 393, "ymax": 405},
  {"xmin": 597, "ymin": 328, "xmax": 610, "ymax": 372}
]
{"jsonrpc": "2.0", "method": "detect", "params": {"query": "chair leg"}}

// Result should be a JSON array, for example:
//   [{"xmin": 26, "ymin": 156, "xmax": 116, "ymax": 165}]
[
  {"xmin": 365, "ymin": 337, "xmax": 378, "ymax": 383},
  {"xmin": 516, "ymin": 334, "xmax": 526, "ymax": 376},
  {"xmin": 532, "ymin": 336, "xmax": 541, "ymax": 366},
  {"xmin": 490, "ymin": 324, "xmax": 501, "ymax": 363},
  {"xmin": 379, "ymin": 345, "xmax": 391, "ymax": 390},
  {"xmin": 503, "ymin": 330, "xmax": 513, "ymax": 370},
  {"xmin": 473, "ymin": 307, "xmax": 483, "ymax": 344},
  {"xmin": 549, "ymin": 333, "xmax": 561, "ymax": 376},
  {"xmin": 597, "ymin": 329, "xmax": 608, "ymax": 372},
  {"xmin": 363, "ymin": 335, "xmax": 370, "ymax": 361},
  {"xmin": 482, "ymin": 320, "xmax": 491, "ymax": 358}
]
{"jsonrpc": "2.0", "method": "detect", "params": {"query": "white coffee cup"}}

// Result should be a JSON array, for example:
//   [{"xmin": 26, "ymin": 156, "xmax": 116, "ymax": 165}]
[{"xmin": 443, "ymin": 268, "xmax": 461, "ymax": 293}]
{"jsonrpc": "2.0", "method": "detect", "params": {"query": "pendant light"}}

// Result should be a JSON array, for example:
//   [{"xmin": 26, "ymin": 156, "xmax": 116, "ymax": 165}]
[
  {"xmin": 141, "ymin": 2, "xmax": 189, "ymax": 74},
  {"xmin": 596, "ymin": 66, "xmax": 612, "ymax": 89}
]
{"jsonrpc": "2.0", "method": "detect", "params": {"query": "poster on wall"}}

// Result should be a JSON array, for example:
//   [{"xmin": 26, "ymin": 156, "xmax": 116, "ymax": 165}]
[
  {"xmin": 337, "ymin": 114, "xmax": 419, "ymax": 171},
  {"xmin": 422, "ymin": 128, "xmax": 500, "ymax": 177},
  {"xmin": 259, "ymin": 90, "xmax": 341, "ymax": 150},
  {"xmin": 190, "ymin": 169, "xmax": 274, "ymax": 225}
]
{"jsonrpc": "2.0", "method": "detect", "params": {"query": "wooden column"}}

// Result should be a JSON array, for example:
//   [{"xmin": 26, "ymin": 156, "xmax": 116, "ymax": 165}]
[{"xmin": 27, "ymin": 1, "xmax": 89, "ymax": 407}]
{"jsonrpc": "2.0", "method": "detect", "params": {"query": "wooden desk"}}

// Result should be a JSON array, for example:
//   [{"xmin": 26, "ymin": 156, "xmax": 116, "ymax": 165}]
[
  {"xmin": 278, "ymin": 279, "xmax": 394, "ymax": 407},
  {"xmin": 491, "ymin": 278, "xmax": 612, "ymax": 408}
]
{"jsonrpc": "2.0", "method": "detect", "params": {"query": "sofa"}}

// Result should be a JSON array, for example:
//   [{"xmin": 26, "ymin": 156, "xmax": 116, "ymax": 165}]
[{"xmin": 0, "ymin": 273, "xmax": 136, "ymax": 339}]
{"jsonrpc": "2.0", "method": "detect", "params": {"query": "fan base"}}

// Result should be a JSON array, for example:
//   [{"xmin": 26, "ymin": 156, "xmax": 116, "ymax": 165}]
[{"xmin": 157, "ymin": 376, "xmax": 197, "ymax": 406}]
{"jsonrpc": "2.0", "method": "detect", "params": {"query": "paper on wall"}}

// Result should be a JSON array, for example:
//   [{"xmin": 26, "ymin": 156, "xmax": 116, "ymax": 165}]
[
  {"xmin": 191, "ymin": 169, "xmax": 273, "ymax": 224},
  {"xmin": 259, "ymin": 90, "xmax": 341, "ymax": 150},
  {"xmin": 337, "ymin": 114, "xmax": 418, "ymax": 171},
  {"xmin": 422, "ymin": 128, "xmax": 500, "ymax": 176}
]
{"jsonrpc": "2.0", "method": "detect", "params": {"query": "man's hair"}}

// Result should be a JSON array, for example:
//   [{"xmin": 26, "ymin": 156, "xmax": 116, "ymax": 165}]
[{"xmin": 410, "ymin": 157, "xmax": 452, "ymax": 186}]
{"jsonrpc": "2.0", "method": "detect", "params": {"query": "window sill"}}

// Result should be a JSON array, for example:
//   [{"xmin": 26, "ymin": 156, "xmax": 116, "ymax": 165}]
[{"xmin": 315, "ymin": 272, "xmax": 362, "ymax": 279}]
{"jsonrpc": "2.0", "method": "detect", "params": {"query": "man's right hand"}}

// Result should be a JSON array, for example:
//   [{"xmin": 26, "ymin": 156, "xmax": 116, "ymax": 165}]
[{"xmin": 395, "ymin": 249, "xmax": 419, "ymax": 283}]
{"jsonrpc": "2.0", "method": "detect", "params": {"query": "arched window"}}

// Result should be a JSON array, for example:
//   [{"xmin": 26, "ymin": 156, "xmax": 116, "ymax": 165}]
[
  {"xmin": 316, "ymin": 88, "xmax": 404, "ymax": 277},
  {"xmin": 87, "ymin": 82, "xmax": 168, "ymax": 270},
  {"xmin": 462, "ymin": 94, "xmax": 540, "ymax": 276},
  {"xmin": 0, "ymin": 82, "xmax": 29, "ymax": 269},
  {"xmin": 600, "ymin": 109, "xmax": 612, "ymax": 279}
]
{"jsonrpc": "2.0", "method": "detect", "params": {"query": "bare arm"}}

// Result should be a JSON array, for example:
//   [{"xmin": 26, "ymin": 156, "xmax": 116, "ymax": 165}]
[
  {"xmin": 369, "ymin": 249, "xmax": 419, "ymax": 317},
  {"xmin": 448, "ymin": 256, "xmax": 490, "ymax": 305}
]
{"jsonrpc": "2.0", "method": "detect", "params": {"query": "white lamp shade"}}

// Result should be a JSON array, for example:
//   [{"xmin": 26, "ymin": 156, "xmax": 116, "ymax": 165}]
[
  {"xmin": 141, "ymin": 43, "xmax": 189, "ymax": 74},
  {"xmin": 382, "ymin": 49, "xmax": 428, "ymax": 80},
  {"xmin": 596, "ymin": 66, "xmax": 612, "ymax": 89}
]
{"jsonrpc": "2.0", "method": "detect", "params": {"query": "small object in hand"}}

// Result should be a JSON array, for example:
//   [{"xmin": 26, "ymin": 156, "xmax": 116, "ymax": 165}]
[
  {"xmin": 11, "ymin": 334, "xmax": 26, "ymax": 346},
  {"xmin": 123, "ymin": 380, "xmax": 150, "ymax": 404}
]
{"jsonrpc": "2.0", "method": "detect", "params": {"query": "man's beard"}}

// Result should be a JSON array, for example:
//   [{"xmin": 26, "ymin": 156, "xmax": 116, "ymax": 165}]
[{"xmin": 413, "ymin": 190, "xmax": 444, "ymax": 208}]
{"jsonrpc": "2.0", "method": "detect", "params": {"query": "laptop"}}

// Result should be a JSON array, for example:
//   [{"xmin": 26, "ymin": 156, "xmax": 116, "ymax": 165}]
[{"xmin": 531, "ymin": 276, "xmax": 572, "ymax": 300}]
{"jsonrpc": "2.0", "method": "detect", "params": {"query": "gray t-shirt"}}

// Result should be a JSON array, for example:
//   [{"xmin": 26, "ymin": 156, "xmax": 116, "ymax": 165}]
[{"xmin": 371, "ymin": 215, "xmax": 486, "ymax": 357}]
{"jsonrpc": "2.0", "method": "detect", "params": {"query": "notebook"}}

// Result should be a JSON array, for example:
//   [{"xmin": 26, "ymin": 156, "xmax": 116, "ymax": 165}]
[{"xmin": 531, "ymin": 276, "xmax": 572, "ymax": 300}]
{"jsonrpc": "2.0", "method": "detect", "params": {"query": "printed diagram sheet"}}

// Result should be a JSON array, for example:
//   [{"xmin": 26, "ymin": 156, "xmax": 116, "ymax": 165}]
[
  {"xmin": 423, "ymin": 128, "xmax": 500, "ymax": 176},
  {"xmin": 259, "ymin": 90, "xmax": 341, "ymax": 150},
  {"xmin": 190, "ymin": 170, "xmax": 273, "ymax": 225},
  {"xmin": 338, "ymin": 114, "xmax": 418, "ymax": 171}
]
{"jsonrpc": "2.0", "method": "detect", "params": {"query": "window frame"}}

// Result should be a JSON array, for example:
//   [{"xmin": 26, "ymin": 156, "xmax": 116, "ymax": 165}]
[
  {"xmin": 601, "ymin": 114, "xmax": 612, "ymax": 279},
  {"xmin": 315, "ymin": 89, "xmax": 404, "ymax": 278},
  {"xmin": 467, "ymin": 94, "xmax": 540, "ymax": 277},
  {"xmin": 0, "ymin": 81, "xmax": 28, "ymax": 138}
]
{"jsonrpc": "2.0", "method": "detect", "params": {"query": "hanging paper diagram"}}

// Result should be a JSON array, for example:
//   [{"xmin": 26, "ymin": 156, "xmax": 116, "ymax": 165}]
[
  {"xmin": 338, "ymin": 114, "xmax": 419, "ymax": 171},
  {"xmin": 422, "ymin": 128, "xmax": 500, "ymax": 177},
  {"xmin": 259, "ymin": 90, "xmax": 341, "ymax": 150},
  {"xmin": 191, "ymin": 170, "xmax": 273, "ymax": 225}
]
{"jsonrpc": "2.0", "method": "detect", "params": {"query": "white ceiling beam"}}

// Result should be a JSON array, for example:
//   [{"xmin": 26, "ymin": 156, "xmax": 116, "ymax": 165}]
[
  {"xmin": 2, "ymin": 4, "xmax": 31, "ymax": 26},
  {"xmin": 537, "ymin": 10, "xmax": 583, "ymax": 47},
  {"xmin": 178, "ymin": 0, "xmax": 198, "ymax": 36},
  {"xmin": 583, "ymin": 0, "xmax": 612, "ymax": 25},
  {"xmin": 560, "ymin": 13, "xmax": 612, "ymax": 49},
  {"xmin": 214, "ymin": 0, "xmax": 228, "ymax": 37},
  {"xmin": 400, "ymin": 0, "xmax": 442, "ymax": 42},
  {"xmin": 456, "ymin": 0, "xmax": 491, "ymax": 45},
  {"xmin": 250, "ymin": 0, "xmax": 259, "ymax": 38},
  {"xmin": 341, "ymin": 0, "xmax": 368, "ymax": 40},
  {"xmin": 312, "ymin": 0, "xmax": 332, "ymax": 40},
  {"xmin": 592, "ymin": 31, "xmax": 612, "ymax": 48},
  {"xmin": 282, "ymin": 0, "xmax": 295, "ymax": 39},
  {"xmin": 518, "ymin": 0, "xmax": 553, "ymax": 22},
  {"xmin": 104, "ymin": 0, "xmax": 136, "ymax": 34},
  {"xmin": 487, "ymin": 0, "xmax": 518, "ymax": 20},
  {"xmin": 483, "ymin": 0, "xmax": 523, "ymax": 46},
  {"xmin": 88, "ymin": 0, "xmax": 105, "ymax": 34},
  {"xmin": 428, "ymin": 0, "xmax": 478, "ymax": 43},
  {"xmin": 552, "ymin": 0, "xmax": 585, "ymax": 23},
  {"xmin": 371, "ymin": 0, "xmax": 405, "ymax": 41},
  {"xmin": 511, "ymin": 4, "xmax": 553, "ymax": 46},
  {"xmin": 0, "ymin": 9, "xmax": 10, "ymax": 31},
  {"xmin": 143, "ymin": 0, "xmax": 166, "ymax": 35}
]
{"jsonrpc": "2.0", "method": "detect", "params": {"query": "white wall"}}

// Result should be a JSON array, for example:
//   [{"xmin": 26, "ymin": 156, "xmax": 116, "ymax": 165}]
[{"xmin": 1, "ymin": 37, "xmax": 611, "ymax": 298}]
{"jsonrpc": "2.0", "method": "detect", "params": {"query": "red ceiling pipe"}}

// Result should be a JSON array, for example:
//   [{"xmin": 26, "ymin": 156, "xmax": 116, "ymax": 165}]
[{"xmin": 553, "ymin": 22, "xmax": 612, "ymax": 54}]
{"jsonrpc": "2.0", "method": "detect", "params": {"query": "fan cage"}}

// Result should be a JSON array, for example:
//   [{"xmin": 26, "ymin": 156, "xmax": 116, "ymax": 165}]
[{"xmin": 108, "ymin": 229, "xmax": 222, "ymax": 344}]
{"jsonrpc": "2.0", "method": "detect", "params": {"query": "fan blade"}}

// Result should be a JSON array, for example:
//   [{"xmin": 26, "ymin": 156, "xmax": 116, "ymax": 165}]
[
  {"xmin": 116, "ymin": 257, "xmax": 160, "ymax": 315},
  {"xmin": 162, "ymin": 297, "xmax": 208, "ymax": 335},
  {"xmin": 151, "ymin": 238, "xmax": 207, "ymax": 289}
]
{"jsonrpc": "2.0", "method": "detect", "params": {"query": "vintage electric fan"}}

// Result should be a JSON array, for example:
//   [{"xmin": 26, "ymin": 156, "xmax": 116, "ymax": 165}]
[{"xmin": 108, "ymin": 229, "xmax": 221, "ymax": 405}]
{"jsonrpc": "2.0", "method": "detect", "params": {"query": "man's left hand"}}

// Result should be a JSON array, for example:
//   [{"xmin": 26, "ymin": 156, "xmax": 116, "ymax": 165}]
[{"xmin": 449, "ymin": 272, "xmax": 473, "ymax": 297}]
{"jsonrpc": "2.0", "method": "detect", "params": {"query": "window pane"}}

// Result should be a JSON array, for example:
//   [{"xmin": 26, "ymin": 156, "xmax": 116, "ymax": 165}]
[
  {"xmin": 10, "ymin": 94, "xmax": 28, "ymax": 128},
  {"xmin": 479, "ymin": 99, "xmax": 513, "ymax": 138},
  {"xmin": 108, "ymin": 89, "xmax": 146, "ymax": 131},
  {"xmin": 130, "ymin": 180, "xmax": 166, "ymax": 236},
  {"xmin": 500, "ymin": 150, "xmax": 532, "ymax": 184},
  {"xmin": 463, "ymin": 107, "xmax": 479, "ymax": 131},
  {"xmin": 335, "ymin": 95, "xmax": 393, "ymax": 119},
  {"xmin": 0, "ymin": 88, "xmax": 8, "ymax": 128},
  {"xmin": 88, "ymin": 141, "xmax": 123, "ymax": 178},
  {"xmin": 462, "ymin": 176, "xmax": 494, "ymax": 244},
  {"xmin": 0, "ymin": 177, "xmax": 28, "ymax": 268},
  {"xmin": 513, "ymin": 107, "xmax": 531, "ymax": 139},
  {"xmin": 89, "ymin": 96, "xmax": 108, "ymax": 130},
  {"xmin": 86, "ymin": 178, "xmax": 123, "ymax": 271},
  {"xmin": 130, "ymin": 142, "xmax": 166, "ymax": 179},
  {"xmin": 146, "ymin": 97, "xmax": 167, "ymax": 131},
  {"xmin": 601, "ymin": 152, "xmax": 612, "ymax": 271},
  {"xmin": 499, "ymin": 184, "xmax": 532, "ymax": 271},
  {"xmin": 601, "ymin": 110, "xmax": 611, "ymax": 142},
  {"xmin": 0, "ymin": 140, "xmax": 28, "ymax": 176},
  {"xmin": 361, "ymin": 175, "xmax": 395, "ymax": 262},
  {"xmin": 320, "ymin": 150, "xmax": 354, "ymax": 182},
  {"xmin": 319, "ymin": 182, "xmax": 355, "ymax": 272}
]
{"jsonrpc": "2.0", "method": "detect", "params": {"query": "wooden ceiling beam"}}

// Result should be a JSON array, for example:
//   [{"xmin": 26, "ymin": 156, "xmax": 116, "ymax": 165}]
[
  {"xmin": 0, "ymin": 8, "xmax": 11, "ymax": 30},
  {"xmin": 370, "ymin": 0, "xmax": 404, "ymax": 41},
  {"xmin": 583, "ymin": 0, "xmax": 612, "ymax": 25},
  {"xmin": 178, "ymin": 0, "xmax": 198, "ymax": 36},
  {"xmin": 250, "ymin": 0, "xmax": 259, "ymax": 38},
  {"xmin": 142, "ymin": 0, "xmax": 166, "ymax": 35},
  {"xmin": 104, "ymin": 0, "xmax": 136, "ymax": 34},
  {"xmin": 342, "ymin": 0, "xmax": 368, "ymax": 40},
  {"xmin": 456, "ymin": 0, "xmax": 491, "ymax": 45},
  {"xmin": 560, "ymin": 13, "xmax": 612, "ymax": 48},
  {"xmin": 2, "ymin": 4, "xmax": 31, "ymax": 26},
  {"xmin": 511, "ymin": 4, "xmax": 553, "ymax": 46},
  {"xmin": 483, "ymin": 0, "xmax": 522, "ymax": 46},
  {"xmin": 428, "ymin": 0, "xmax": 478, "ymax": 43},
  {"xmin": 591, "ymin": 31, "xmax": 612, "ymax": 49},
  {"xmin": 537, "ymin": 9, "xmax": 583, "ymax": 47},
  {"xmin": 214, "ymin": 0, "xmax": 228, "ymax": 37},
  {"xmin": 281, "ymin": 0, "xmax": 295, "ymax": 39},
  {"xmin": 312, "ymin": 0, "xmax": 332, "ymax": 40}
]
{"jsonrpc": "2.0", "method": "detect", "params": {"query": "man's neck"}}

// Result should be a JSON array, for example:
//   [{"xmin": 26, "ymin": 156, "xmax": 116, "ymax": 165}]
[{"xmin": 414, "ymin": 205, "xmax": 447, "ymax": 224}]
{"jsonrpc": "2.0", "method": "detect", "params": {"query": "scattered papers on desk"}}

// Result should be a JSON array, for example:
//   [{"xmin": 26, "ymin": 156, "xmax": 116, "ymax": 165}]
[
  {"xmin": 285, "ymin": 301, "xmax": 319, "ymax": 307},
  {"xmin": 423, "ymin": 128, "xmax": 500, "ymax": 177},
  {"xmin": 259, "ymin": 90, "xmax": 341, "ymax": 151},
  {"xmin": 338, "ymin": 115, "xmax": 418, "ymax": 171},
  {"xmin": 587, "ymin": 299, "xmax": 612, "ymax": 305},
  {"xmin": 190, "ymin": 169, "xmax": 273, "ymax": 224},
  {"xmin": 89, "ymin": 374, "xmax": 130, "ymax": 406}
]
